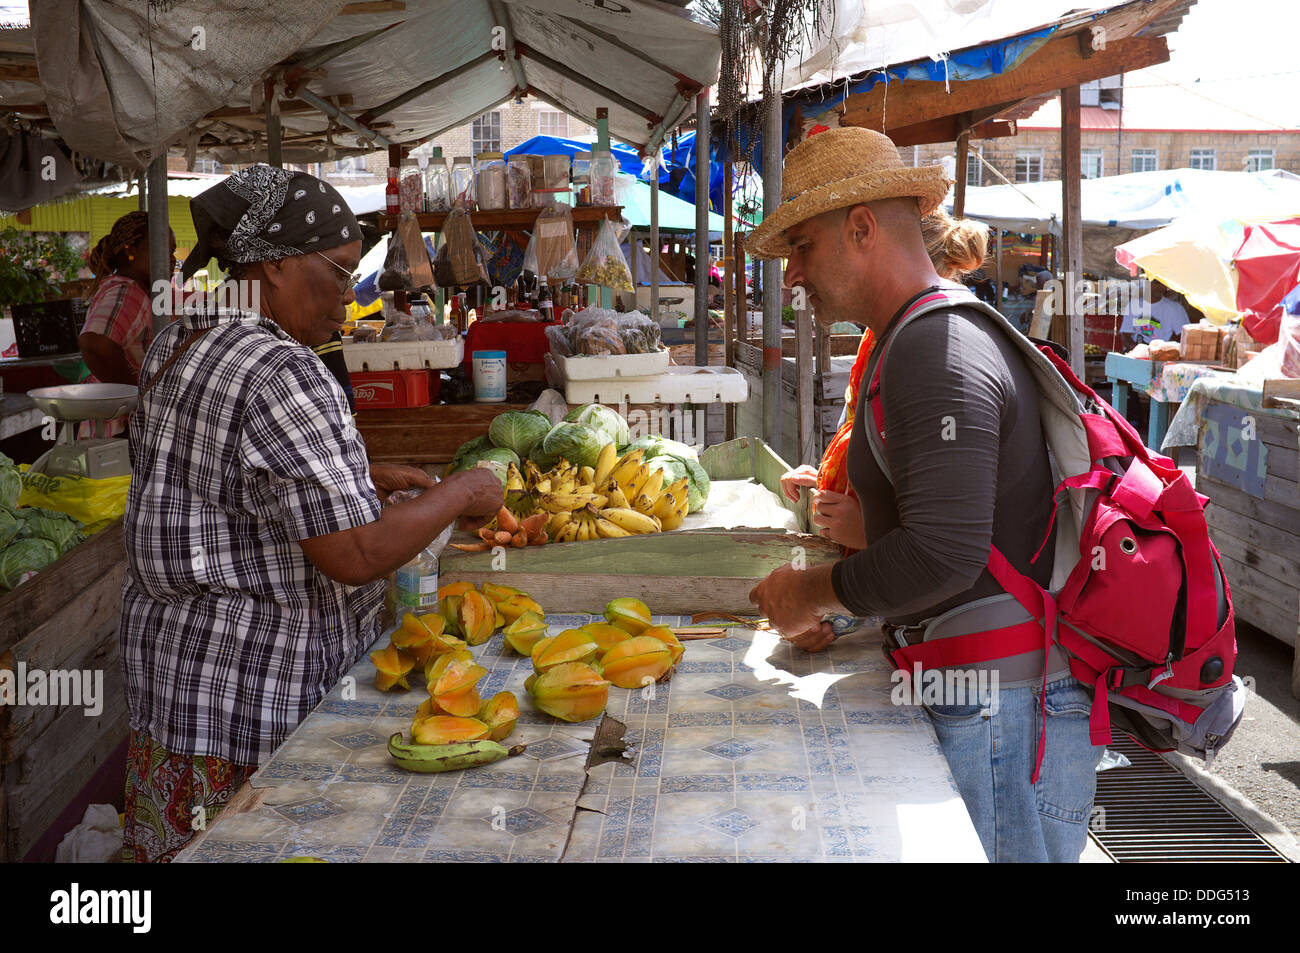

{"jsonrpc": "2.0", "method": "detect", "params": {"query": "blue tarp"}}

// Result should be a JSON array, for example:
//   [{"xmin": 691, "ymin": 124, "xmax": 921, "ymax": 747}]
[
  {"xmin": 506, "ymin": 135, "xmax": 644, "ymax": 177},
  {"xmin": 732, "ymin": 23, "xmax": 1062, "ymax": 178}
]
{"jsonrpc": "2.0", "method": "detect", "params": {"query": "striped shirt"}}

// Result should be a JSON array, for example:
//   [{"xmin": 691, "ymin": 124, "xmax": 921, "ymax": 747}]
[{"xmin": 120, "ymin": 299, "xmax": 384, "ymax": 765}]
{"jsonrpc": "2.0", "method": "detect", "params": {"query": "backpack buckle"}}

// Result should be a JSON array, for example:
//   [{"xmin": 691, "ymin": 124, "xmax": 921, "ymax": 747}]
[{"xmin": 1147, "ymin": 658, "xmax": 1176, "ymax": 689}]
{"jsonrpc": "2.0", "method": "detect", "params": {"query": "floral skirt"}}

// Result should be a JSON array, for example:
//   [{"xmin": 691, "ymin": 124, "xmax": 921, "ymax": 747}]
[{"xmin": 122, "ymin": 729, "xmax": 256, "ymax": 863}]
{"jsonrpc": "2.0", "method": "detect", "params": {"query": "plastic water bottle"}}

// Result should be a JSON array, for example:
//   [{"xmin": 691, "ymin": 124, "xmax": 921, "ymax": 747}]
[
  {"xmin": 395, "ymin": 544, "xmax": 440, "ymax": 610},
  {"xmin": 389, "ymin": 485, "xmax": 453, "ymax": 611}
]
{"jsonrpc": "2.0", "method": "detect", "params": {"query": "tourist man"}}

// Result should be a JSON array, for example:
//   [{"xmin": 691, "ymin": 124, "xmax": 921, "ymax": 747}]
[{"xmin": 747, "ymin": 127, "xmax": 1104, "ymax": 863}]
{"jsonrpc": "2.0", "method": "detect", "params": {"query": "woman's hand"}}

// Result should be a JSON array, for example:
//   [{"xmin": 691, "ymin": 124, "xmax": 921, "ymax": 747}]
[
  {"xmin": 448, "ymin": 468, "xmax": 505, "ymax": 517},
  {"xmin": 369, "ymin": 463, "xmax": 435, "ymax": 502},
  {"xmin": 811, "ymin": 489, "xmax": 867, "ymax": 550},
  {"xmin": 779, "ymin": 464, "xmax": 820, "ymax": 503}
]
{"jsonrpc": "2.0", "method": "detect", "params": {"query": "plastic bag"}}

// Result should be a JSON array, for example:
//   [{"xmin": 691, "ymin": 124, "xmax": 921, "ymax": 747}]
[
  {"xmin": 575, "ymin": 219, "xmax": 633, "ymax": 292},
  {"xmin": 17, "ymin": 469, "xmax": 130, "ymax": 534},
  {"xmin": 617, "ymin": 312, "xmax": 662, "ymax": 354},
  {"xmin": 481, "ymin": 231, "xmax": 526, "ymax": 289},
  {"xmin": 378, "ymin": 231, "xmax": 411, "ymax": 291},
  {"xmin": 442, "ymin": 207, "xmax": 486, "ymax": 285},
  {"xmin": 397, "ymin": 211, "xmax": 434, "ymax": 288},
  {"xmin": 544, "ymin": 323, "xmax": 574, "ymax": 357},
  {"xmin": 532, "ymin": 203, "xmax": 579, "ymax": 281}
]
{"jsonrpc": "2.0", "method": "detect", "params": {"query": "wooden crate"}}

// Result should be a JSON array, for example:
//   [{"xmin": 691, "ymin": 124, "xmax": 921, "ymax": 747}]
[
  {"xmin": 438, "ymin": 437, "xmax": 841, "ymax": 613},
  {"xmin": 0, "ymin": 521, "xmax": 130, "ymax": 861},
  {"xmin": 1196, "ymin": 399, "xmax": 1300, "ymax": 698}
]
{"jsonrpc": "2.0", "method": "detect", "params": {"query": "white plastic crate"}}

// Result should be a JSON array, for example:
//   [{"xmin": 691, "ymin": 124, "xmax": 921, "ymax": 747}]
[
  {"xmin": 562, "ymin": 366, "xmax": 748, "ymax": 404},
  {"xmin": 342, "ymin": 338, "xmax": 463, "ymax": 373},
  {"xmin": 555, "ymin": 348, "xmax": 670, "ymax": 380}
]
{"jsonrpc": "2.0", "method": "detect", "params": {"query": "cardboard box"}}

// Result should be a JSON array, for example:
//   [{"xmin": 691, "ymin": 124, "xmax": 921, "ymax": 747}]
[{"xmin": 1180, "ymin": 323, "xmax": 1222, "ymax": 362}]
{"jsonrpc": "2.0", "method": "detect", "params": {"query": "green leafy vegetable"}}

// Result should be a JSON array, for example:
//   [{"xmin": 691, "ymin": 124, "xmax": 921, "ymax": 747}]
[
  {"xmin": 488, "ymin": 411, "xmax": 553, "ymax": 458},
  {"xmin": 563, "ymin": 404, "xmax": 629, "ymax": 449},
  {"xmin": 540, "ymin": 423, "xmax": 603, "ymax": 470},
  {"xmin": 0, "ymin": 537, "xmax": 59, "ymax": 590}
]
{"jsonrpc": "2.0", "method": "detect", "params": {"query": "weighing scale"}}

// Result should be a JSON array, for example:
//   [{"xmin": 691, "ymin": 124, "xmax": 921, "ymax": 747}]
[{"xmin": 26, "ymin": 383, "xmax": 137, "ymax": 479}]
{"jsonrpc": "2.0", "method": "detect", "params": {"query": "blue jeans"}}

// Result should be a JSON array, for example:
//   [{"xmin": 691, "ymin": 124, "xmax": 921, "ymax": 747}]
[{"xmin": 926, "ymin": 675, "xmax": 1106, "ymax": 863}]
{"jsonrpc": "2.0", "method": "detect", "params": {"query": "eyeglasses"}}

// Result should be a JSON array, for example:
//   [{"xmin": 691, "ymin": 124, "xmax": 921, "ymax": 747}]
[{"xmin": 314, "ymin": 251, "xmax": 360, "ymax": 292}]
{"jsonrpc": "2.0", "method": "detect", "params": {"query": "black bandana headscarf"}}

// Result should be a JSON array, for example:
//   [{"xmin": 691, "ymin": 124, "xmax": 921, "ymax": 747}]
[{"xmin": 182, "ymin": 165, "xmax": 361, "ymax": 281}]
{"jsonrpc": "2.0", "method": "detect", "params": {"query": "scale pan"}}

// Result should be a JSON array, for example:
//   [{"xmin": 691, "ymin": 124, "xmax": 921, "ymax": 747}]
[{"xmin": 27, "ymin": 383, "xmax": 139, "ymax": 421}]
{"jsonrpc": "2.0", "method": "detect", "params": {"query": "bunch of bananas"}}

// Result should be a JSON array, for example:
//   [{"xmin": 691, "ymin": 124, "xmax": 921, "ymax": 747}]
[{"xmin": 513, "ymin": 444, "xmax": 689, "ymax": 543}]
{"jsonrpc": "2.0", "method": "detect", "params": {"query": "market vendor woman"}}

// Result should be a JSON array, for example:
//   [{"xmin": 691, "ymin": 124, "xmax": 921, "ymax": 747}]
[{"xmin": 119, "ymin": 167, "xmax": 503, "ymax": 863}]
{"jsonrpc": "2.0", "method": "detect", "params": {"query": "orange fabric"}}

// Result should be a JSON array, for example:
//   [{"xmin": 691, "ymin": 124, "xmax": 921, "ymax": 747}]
[{"xmin": 816, "ymin": 327, "xmax": 875, "ymax": 555}]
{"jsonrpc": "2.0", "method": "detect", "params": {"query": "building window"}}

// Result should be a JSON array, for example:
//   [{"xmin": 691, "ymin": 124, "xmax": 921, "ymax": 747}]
[
  {"xmin": 332, "ymin": 156, "xmax": 367, "ymax": 175},
  {"xmin": 1189, "ymin": 149, "xmax": 1217, "ymax": 171},
  {"xmin": 1131, "ymin": 148, "xmax": 1158, "ymax": 173},
  {"xmin": 538, "ymin": 110, "xmax": 569, "ymax": 138},
  {"xmin": 193, "ymin": 158, "xmax": 224, "ymax": 174},
  {"xmin": 472, "ymin": 112, "xmax": 502, "ymax": 154},
  {"xmin": 966, "ymin": 149, "xmax": 982, "ymax": 187},
  {"xmin": 1081, "ymin": 149, "xmax": 1104, "ymax": 179},
  {"xmin": 1015, "ymin": 150, "xmax": 1043, "ymax": 183},
  {"xmin": 1246, "ymin": 148, "xmax": 1275, "ymax": 172}
]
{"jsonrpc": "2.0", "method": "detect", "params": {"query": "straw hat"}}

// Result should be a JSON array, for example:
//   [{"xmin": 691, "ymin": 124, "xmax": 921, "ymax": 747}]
[{"xmin": 746, "ymin": 127, "xmax": 953, "ymax": 260}]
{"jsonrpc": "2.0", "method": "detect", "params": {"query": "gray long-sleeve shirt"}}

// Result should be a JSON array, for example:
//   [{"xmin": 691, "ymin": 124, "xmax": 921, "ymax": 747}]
[{"xmin": 830, "ymin": 301, "xmax": 1056, "ymax": 626}]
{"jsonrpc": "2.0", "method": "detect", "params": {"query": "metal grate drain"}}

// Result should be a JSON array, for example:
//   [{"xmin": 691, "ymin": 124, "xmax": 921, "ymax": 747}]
[{"xmin": 1090, "ymin": 738, "xmax": 1290, "ymax": 862}]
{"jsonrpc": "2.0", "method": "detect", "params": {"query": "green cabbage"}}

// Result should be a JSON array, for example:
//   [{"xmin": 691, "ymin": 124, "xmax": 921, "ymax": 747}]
[
  {"xmin": 447, "ymin": 435, "xmax": 494, "ymax": 473},
  {"xmin": 563, "ymin": 404, "xmax": 629, "ymax": 449},
  {"xmin": 677, "ymin": 455, "xmax": 711, "ymax": 513},
  {"xmin": 646, "ymin": 455, "xmax": 688, "ymax": 487},
  {"xmin": 448, "ymin": 440, "xmax": 519, "ymax": 476},
  {"xmin": 540, "ymin": 423, "xmax": 603, "ymax": 470},
  {"xmin": 14, "ymin": 506, "xmax": 85, "ymax": 557},
  {"xmin": 0, "ymin": 537, "xmax": 59, "ymax": 590},
  {"xmin": 0, "ymin": 508, "xmax": 19, "ymax": 550},
  {"xmin": 627, "ymin": 433, "xmax": 699, "ymax": 463},
  {"xmin": 0, "ymin": 465, "xmax": 19, "ymax": 509},
  {"xmin": 488, "ymin": 411, "xmax": 552, "ymax": 458}
]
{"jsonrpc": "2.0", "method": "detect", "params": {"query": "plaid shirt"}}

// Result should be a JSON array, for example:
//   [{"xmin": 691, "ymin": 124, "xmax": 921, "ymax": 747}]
[
  {"xmin": 120, "ymin": 299, "xmax": 384, "ymax": 765},
  {"xmin": 82, "ymin": 274, "xmax": 155, "ymax": 378}
]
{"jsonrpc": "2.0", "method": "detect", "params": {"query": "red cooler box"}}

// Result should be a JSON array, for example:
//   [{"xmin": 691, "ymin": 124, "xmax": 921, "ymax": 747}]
[{"xmin": 351, "ymin": 369, "xmax": 438, "ymax": 409}]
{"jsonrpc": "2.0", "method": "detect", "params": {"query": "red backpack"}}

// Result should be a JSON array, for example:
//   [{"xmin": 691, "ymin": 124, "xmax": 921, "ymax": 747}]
[{"xmin": 865, "ymin": 287, "xmax": 1244, "ymax": 782}]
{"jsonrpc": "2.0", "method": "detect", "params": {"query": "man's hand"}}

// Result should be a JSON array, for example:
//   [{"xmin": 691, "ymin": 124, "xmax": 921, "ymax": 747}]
[
  {"xmin": 369, "ymin": 463, "xmax": 436, "ymax": 502},
  {"xmin": 779, "ymin": 464, "xmax": 819, "ymax": 503},
  {"xmin": 810, "ymin": 489, "xmax": 867, "ymax": 550}
]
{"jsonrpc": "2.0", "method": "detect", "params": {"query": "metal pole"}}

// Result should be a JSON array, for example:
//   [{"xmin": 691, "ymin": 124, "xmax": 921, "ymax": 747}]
[
  {"xmin": 147, "ymin": 155, "xmax": 170, "ymax": 335},
  {"xmin": 650, "ymin": 172, "xmax": 660, "ymax": 321},
  {"xmin": 694, "ymin": 90, "xmax": 710, "ymax": 367},
  {"xmin": 596, "ymin": 107, "xmax": 612, "ymax": 310},
  {"xmin": 762, "ymin": 92, "xmax": 783, "ymax": 457}
]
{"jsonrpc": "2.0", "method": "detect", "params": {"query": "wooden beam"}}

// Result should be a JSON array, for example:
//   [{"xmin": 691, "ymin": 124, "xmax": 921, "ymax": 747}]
[
  {"xmin": 953, "ymin": 125, "xmax": 970, "ymax": 217},
  {"xmin": 205, "ymin": 97, "xmax": 351, "ymax": 120},
  {"xmin": 838, "ymin": 34, "xmax": 1169, "ymax": 135},
  {"xmin": 339, "ymin": 1, "xmax": 405, "ymax": 13},
  {"xmin": 886, "ymin": 115, "xmax": 1015, "ymax": 148},
  {"xmin": 723, "ymin": 161, "xmax": 736, "ymax": 441},
  {"xmin": 1061, "ymin": 85, "xmax": 1084, "ymax": 379}
]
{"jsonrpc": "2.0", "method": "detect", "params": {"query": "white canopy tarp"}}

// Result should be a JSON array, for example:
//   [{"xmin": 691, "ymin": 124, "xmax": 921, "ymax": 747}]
[
  {"xmin": 779, "ymin": 0, "xmax": 1112, "ymax": 91},
  {"xmin": 952, "ymin": 168, "xmax": 1300, "ymax": 236},
  {"xmin": 30, "ymin": 0, "xmax": 719, "ymax": 169}
]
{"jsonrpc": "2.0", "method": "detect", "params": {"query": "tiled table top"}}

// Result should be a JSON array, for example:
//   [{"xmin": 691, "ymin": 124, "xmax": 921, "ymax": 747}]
[{"xmin": 177, "ymin": 617, "xmax": 986, "ymax": 863}]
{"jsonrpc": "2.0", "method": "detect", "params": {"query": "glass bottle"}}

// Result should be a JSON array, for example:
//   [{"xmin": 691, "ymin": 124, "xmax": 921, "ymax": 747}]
[
  {"xmin": 386, "ymin": 166, "xmax": 400, "ymax": 217},
  {"xmin": 590, "ymin": 150, "xmax": 617, "ymax": 206},
  {"xmin": 537, "ymin": 276, "xmax": 553, "ymax": 320}
]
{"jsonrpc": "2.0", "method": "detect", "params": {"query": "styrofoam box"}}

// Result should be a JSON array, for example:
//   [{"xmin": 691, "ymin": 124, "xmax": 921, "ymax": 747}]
[
  {"xmin": 556, "ymin": 348, "xmax": 670, "ymax": 380},
  {"xmin": 563, "ymin": 366, "xmax": 749, "ymax": 404},
  {"xmin": 342, "ymin": 338, "xmax": 463, "ymax": 373}
]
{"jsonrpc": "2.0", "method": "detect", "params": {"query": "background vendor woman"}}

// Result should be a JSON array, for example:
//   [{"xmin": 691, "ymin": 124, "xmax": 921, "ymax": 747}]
[
  {"xmin": 80, "ymin": 210, "xmax": 176, "ymax": 385},
  {"xmin": 119, "ymin": 167, "xmax": 503, "ymax": 862}
]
